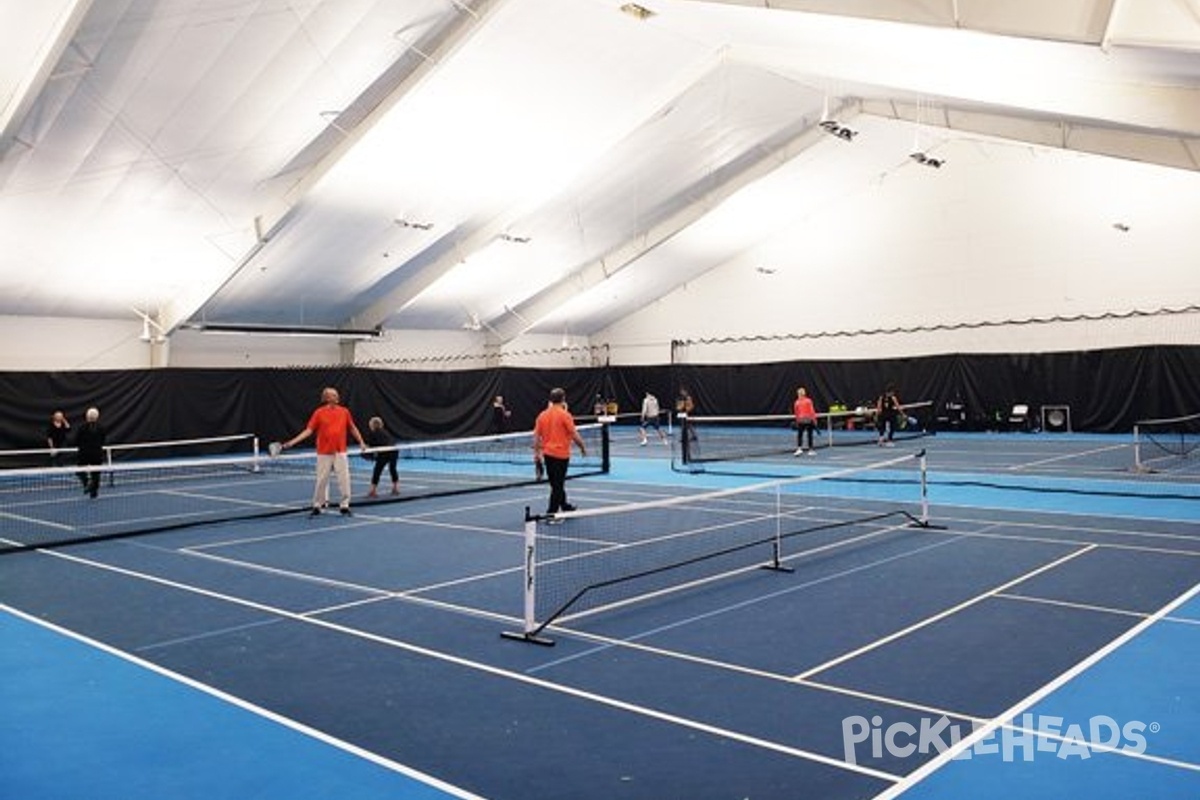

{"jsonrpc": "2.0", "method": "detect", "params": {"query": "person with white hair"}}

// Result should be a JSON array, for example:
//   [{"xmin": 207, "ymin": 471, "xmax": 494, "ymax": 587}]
[
  {"xmin": 281, "ymin": 387, "xmax": 367, "ymax": 516},
  {"xmin": 75, "ymin": 407, "xmax": 106, "ymax": 498}
]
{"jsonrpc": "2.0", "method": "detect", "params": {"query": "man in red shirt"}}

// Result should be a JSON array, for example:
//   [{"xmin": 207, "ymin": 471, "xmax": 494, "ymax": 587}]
[
  {"xmin": 533, "ymin": 387, "xmax": 588, "ymax": 517},
  {"xmin": 282, "ymin": 387, "xmax": 367, "ymax": 516}
]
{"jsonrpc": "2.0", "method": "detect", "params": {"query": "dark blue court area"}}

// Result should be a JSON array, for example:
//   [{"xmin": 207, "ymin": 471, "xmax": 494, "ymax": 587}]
[{"xmin": 3, "ymin": 429, "xmax": 1199, "ymax": 799}]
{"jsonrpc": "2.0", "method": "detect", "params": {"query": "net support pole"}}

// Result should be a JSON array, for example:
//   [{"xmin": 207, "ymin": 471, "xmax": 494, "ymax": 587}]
[
  {"xmin": 678, "ymin": 413, "xmax": 691, "ymax": 464},
  {"xmin": 761, "ymin": 483, "xmax": 794, "ymax": 573},
  {"xmin": 918, "ymin": 450, "xmax": 929, "ymax": 526},
  {"xmin": 1132, "ymin": 424, "xmax": 1145, "ymax": 472},
  {"xmin": 501, "ymin": 508, "xmax": 556, "ymax": 646}
]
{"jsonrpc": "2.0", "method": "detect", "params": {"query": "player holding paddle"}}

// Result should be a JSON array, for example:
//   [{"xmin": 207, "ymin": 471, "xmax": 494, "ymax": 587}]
[{"xmin": 279, "ymin": 387, "xmax": 367, "ymax": 516}]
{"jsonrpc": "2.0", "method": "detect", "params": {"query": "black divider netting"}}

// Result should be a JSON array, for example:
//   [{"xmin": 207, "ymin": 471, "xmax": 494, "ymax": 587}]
[
  {"xmin": 506, "ymin": 452, "xmax": 928, "ymax": 644},
  {"xmin": 1, "ymin": 424, "xmax": 609, "ymax": 553}
]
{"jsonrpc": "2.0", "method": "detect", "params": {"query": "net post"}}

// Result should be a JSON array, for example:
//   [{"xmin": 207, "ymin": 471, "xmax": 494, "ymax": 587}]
[
  {"xmin": 501, "ymin": 507, "xmax": 556, "ymax": 646},
  {"xmin": 761, "ymin": 483, "xmax": 794, "ymax": 573},
  {"xmin": 252, "ymin": 436, "xmax": 262, "ymax": 473},
  {"xmin": 678, "ymin": 413, "xmax": 691, "ymax": 464},
  {"xmin": 1132, "ymin": 424, "xmax": 1144, "ymax": 472},
  {"xmin": 601, "ymin": 419, "xmax": 611, "ymax": 474},
  {"xmin": 918, "ymin": 450, "xmax": 929, "ymax": 526}
]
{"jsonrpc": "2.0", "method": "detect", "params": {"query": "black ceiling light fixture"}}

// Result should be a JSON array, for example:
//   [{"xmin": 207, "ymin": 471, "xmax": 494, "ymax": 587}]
[
  {"xmin": 818, "ymin": 95, "xmax": 857, "ymax": 141},
  {"xmin": 620, "ymin": 3, "xmax": 655, "ymax": 21}
]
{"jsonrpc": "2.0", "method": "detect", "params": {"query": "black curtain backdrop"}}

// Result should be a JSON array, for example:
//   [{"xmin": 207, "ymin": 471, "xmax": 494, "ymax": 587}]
[{"xmin": 3, "ymin": 346, "xmax": 1198, "ymax": 449}]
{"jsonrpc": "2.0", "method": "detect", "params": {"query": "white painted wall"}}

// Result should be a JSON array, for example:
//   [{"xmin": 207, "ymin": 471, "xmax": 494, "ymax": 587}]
[{"xmin": 0, "ymin": 316, "xmax": 157, "ymax": 371}]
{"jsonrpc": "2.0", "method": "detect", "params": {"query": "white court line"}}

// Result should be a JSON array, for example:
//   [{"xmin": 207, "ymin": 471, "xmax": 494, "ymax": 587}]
[
  {"xmin": 2, "ymin": 604, "xmax": 488, "ymax": 799},
  {"xmin": 1007, "ymin": 442, "xmax": 1132, "ymax": 471},
  {"xmin": 0, "ymin": 510, "xmax": 75, "ymax": 531},
  {"xmin": 793, "ymin": 545, "xmax": 1097, "ymax": 681},
  {"xmin": 15, "ymin": 547, "xmax": 902, "ymax": 784},
  {"xmin": 872, "ymin": 582, "xmax": 1200, "ymax": 799}
]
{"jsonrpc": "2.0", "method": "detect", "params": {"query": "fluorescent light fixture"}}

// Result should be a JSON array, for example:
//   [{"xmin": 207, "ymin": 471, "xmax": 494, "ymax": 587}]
[{"xmin": 184, "ymin": 323, "xmax": 382, "ymax": 340}]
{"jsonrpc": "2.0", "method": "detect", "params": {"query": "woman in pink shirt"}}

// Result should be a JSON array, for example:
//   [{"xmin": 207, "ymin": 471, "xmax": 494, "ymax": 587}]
[{"xmin": 793, "ymin": 387, "xmax": 818, "ymax": 456}]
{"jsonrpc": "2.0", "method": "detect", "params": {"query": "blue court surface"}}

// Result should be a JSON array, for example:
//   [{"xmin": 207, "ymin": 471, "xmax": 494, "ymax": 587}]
[{"xmin": 2, "ymin": 430, "xmax": 1198, "ymax": 799}]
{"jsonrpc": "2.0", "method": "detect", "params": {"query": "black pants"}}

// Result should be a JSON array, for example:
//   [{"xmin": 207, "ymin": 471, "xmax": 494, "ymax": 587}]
[
  {"xmin": 877, "ymin": 412, "xmax": 897, "ymax": 441},
  {"xmin": 544, "ymin": 455, "xmax": 570, "ymax": 513},
  {"xmin": 77, "ymin": 461, "xmax": 101, "ymax": 497},
  {"xmin": 796, "ymin": 421, "xmax": 815, "ymax": 449},
  {"xmin": 371, "ymin": 453, "xmax": 398, "ymax": 485}
]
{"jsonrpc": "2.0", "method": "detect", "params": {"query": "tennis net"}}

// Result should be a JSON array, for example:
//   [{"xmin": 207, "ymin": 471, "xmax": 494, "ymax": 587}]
[
  {"xmin": 677, "ymin": 401, "xmax": 934, "ymax": 474},
  {"xmin": 504, "ymin": 450, "xmax": 928, "ymax": 645},
  {"xmin": 0, "ymin": 424, "xmax": 609, "ymax": 553},
  {"xmin": 1134, "ymin": 412, "xmax": 1200, "ymax": 475}
]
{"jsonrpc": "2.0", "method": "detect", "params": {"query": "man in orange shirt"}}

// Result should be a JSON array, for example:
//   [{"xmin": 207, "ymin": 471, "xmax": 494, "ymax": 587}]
[
  {"xmin": 533, "ymin": 387, "xmax": 588, "ymax": 517},
  {"xmin": 282, "ymin": 386, "xmax": 367, "ymax": 516}
]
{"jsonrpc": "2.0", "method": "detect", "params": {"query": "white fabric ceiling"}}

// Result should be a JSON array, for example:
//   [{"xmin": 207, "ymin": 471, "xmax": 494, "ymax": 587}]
[{"xmin": 1, "ymin": 0, "xmax": 1198, "ymax": 341}]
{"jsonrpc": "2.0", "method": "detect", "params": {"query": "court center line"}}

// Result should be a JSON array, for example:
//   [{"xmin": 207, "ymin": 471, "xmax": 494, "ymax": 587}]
[
  {"xmin": 872, "ymin": 581, "xmax": 1200, "ymax": 799},
  {"xmin": 992, "ymin": 592, "xmax": 1165, "ymax": 621},
  {"xmin": 20, "ymin": 547, "xmax": 903, "ymax": 784},
  {"xmin": 1008, "ymin": 442, "xmax": 1132, "ymax": 471},
  {"xmin": 793, "ymin": 544, "xmax": 1098, "ymax": 681}
]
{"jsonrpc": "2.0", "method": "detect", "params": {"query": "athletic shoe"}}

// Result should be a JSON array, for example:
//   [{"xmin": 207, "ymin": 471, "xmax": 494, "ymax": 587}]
[
  {"xmin": 340, "ymin": 507, "xmax": 352, "ymax": 516},
  {"xmin": 309, "ymin": 507, "xmax": 321, "ymax": 517}
]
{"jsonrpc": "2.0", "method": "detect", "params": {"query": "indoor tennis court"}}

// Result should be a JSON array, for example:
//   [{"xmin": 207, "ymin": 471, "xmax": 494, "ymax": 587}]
[
  {"xmin": 3, "ymin": 2, "xmax": 1200, "ymax": 799},
  {"xmin": 3, "ymin": 426, "xmax": 1198, "ymax": 798}
]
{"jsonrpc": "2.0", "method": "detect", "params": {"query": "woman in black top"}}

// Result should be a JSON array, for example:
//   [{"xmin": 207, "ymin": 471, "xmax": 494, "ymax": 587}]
[
  {"xmin": 45, "ymin": 410, "xmax": 71, "ymax": 466},
  {"xmin": 365, "ymin": 416, "xmax": 399, "ymax": 497},
  {"xmin": 876, "ymin": 386, "xmax": 901, "ymax": 446}
]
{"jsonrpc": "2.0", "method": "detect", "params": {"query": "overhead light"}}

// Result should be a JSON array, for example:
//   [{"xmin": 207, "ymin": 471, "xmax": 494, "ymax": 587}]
[
  {"xmin": 394, "ymin": 218, "xmax": 434, "ymax": 230},
  {"xmin": 819, "ymin": 119, "xmax": 857, "ymax": 141},
  {"xmin": 620, "ymin": 3, "xmax": 655, "ymax": 21},
  {"xmin": 1112, "ymin": 222, "xmax": 1130, "ymax": 232},
  {"xmin": 910, "ymin": 151, "xmax": 945, "ymax": 168},
  {"xmin": 755, "ymin": 267, "xmax": 776, "ymax": 275},
  {"xmin": 498, "ymin": 233, "xmax": 530, "ymax": 244},
  {"xmin": 133, "ymin": 308, "xmax": 166, "ymax": 344},
  {"xmin": 183, "ymin": 323, "xmax": 382, "ymax": 340}
]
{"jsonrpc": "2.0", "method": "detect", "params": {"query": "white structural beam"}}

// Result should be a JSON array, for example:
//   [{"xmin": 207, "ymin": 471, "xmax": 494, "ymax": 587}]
[
  {"xmin": 484, "ymin": 107, "xmax": 849, "ymax": 344},
  {"xmin": 0, "ymin": 0, "xmax": 93, "ymax": 156}
]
